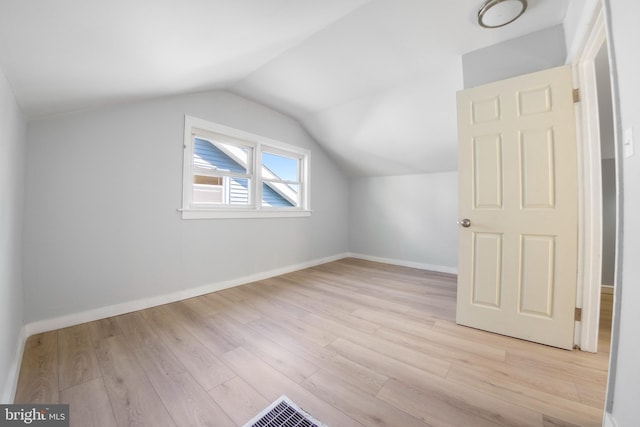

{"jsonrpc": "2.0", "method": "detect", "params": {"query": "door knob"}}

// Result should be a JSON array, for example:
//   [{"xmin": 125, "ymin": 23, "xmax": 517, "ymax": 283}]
[{"xmin": 458, "ymin": 218, "xmax": 471, "ymax": 228}]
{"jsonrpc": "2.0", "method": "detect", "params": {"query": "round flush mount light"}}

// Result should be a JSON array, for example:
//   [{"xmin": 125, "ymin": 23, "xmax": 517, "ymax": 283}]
[{"xmin": 478, "ymin": 0, "xmax": 528, "ymax": 28}]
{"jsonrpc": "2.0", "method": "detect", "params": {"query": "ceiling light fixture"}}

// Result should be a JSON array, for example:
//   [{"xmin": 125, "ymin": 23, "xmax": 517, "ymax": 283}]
[{"xmin": 478, "ymin": 0, "xmax": 528, "ymax": 29}]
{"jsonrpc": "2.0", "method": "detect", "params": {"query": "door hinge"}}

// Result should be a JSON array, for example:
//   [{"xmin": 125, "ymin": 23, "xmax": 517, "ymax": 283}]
[
  {"xmin": 573, "ymin": 88, "xmax": 580, "ymax": 103},
  {"xmin": 575, "ymin": 307, "xmax": 582, "ymax": 321}
]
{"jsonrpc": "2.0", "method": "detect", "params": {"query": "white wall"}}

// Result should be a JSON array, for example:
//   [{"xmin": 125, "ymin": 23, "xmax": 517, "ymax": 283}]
[
  {"xmin": 0, "ymin": 67, "xmax": 26, "ymax": 402},
  {"xmin": 462, "ymin": 25, "xmax": 566, "ymax": 89},
  {"xmin": 23, "ymin": 91, "xmax": 349, "ymax": 324},
  {"xmin": 605, "ymin": 1, "xmax": 640, "ymax": 426},
  {"xmin": 349, "ymin": 172, "xmax": 458, "ymax": 273}
]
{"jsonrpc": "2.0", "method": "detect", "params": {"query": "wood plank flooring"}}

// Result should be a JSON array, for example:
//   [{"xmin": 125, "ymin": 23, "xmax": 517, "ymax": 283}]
[{"xmin": 14, "ymin": 258, "xmax": 611, "ymax": 427}]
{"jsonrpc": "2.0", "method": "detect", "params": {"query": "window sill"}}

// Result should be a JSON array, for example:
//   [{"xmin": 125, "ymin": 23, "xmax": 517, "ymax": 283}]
[{"xmin": 180, "ymin": 208, "xmax": 312, "ymax": 220}]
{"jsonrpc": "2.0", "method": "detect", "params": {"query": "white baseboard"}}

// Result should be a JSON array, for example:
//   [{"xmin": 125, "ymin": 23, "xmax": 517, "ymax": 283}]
[
  {"xmin": 25, "ymin": 253, "xmax": 349, "ymax": 337},
  {"xmin": 347, "ymin": 252, "xmax": 457, "ymax": 275},
  {"xmin": 2, "ymin": 325, "xmax": 27, "ymax": 403},
  {"xmin": 604, "ymin": 412, "xmax": 618, "ymax": 427}
]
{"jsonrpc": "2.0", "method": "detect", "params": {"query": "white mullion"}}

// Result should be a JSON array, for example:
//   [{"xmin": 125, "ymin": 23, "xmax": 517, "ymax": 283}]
[
  {"xmin": 255, "ymin": 143, "xmax": 263, "ymax": 209},
  {"xmin": 302, "ymin": 152, "xmax": 309, "ymax": 210},
  {"xmin": 296, "ymin": 155, "xmax": 304, "ymax": 209},
  {"xmin": 222, "ymin": 176, "xmax": 229, "ymax": 204}
]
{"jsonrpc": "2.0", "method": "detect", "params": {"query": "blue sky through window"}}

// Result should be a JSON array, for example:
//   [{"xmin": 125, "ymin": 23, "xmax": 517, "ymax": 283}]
[{"xmin": 262, "ymin": 152, "xmax": 298, "ymax": 182}]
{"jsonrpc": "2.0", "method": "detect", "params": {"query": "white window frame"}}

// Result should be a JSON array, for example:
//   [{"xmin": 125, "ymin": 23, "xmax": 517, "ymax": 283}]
[
  {"xmin": 181, "ymin": 115, "xmax": 311, "ymax": 219},
  {"xmin": 260, "ymin": 146, "xmax": 305, "ymax": 209}
]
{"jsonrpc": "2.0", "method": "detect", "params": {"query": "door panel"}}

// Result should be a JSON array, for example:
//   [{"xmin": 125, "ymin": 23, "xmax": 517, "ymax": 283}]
[
  {"xmin": 473, "ymin": 134, "xmax": 503, "ymax": 209},
  {"xmin": 457, "ymin": 66, "xmax": 578, "ymax": 349},
  {"xmin": 472, "ymin": 233, "xmax": 503, "ymax": 308},
  {"xmin": 519, "ymin": 234, "xmax": 555, "ymax": 317},
  {"xmin": 520, "ymin": 129, "xmax": 555, "ymax": 208}
]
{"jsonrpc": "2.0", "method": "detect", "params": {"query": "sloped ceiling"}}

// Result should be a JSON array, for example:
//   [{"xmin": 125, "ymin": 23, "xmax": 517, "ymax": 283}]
[{"xmin": 0, "ymin": 0, "xmax": 571, "ymax": 176}]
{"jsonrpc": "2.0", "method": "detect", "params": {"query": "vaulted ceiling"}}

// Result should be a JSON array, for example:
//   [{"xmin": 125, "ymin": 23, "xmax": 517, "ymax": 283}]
[{"xmin": 0, "ymin": 0, "xmax": 571, "ymax": 176}]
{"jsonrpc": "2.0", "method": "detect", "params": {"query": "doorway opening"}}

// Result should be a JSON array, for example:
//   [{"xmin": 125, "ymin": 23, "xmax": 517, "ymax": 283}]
[{"xmin": 594, "ymin": 41, "xmax": 616, "ymax": 353}]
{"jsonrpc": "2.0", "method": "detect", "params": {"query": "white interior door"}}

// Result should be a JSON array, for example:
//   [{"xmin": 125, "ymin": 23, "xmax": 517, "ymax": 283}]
[{"xmin": 456, "ymin": 66, "xmax": 578, "ymax": 350}]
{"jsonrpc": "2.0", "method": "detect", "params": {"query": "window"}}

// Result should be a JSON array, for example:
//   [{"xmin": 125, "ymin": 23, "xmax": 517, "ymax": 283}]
[
  {"xmin": 261, "ymin": 149, "xmax": 302, "ymax": 208},
  {"xmin": 181, "ymin": 116, "xmax": 310, "ymax": 219}
]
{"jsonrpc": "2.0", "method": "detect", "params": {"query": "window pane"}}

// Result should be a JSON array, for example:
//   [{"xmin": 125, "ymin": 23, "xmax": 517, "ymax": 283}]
[
  {"xmin": 262, "ymin": 152, "xmax": 299, "ymax": 182},
  {"xmin": 193, "ymin": 184, "xmax": 224, "ymax": 204},
  {"xmin": 262, "ymin": 182, "xmax": 298, "ymax": 207},
  {"xmin": 194, "ymin": 175, "xmax": 223, "ymax": 186},
  {"xmin": 229, "ymin": 178, "xmax": 250, "ymax": 205},
  {"xmin": 192, "ymin": 177, "xmax": 251, "ymax": 206},
  {"xmin": 193, "ymin": 137, "xmax": 251, "ymax": 174}
]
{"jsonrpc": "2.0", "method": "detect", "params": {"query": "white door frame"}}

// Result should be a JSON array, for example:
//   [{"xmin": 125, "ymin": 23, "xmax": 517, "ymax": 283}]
[{"xmin": 571, "ymin": 0, "xmax": 607, "ymax": 352}]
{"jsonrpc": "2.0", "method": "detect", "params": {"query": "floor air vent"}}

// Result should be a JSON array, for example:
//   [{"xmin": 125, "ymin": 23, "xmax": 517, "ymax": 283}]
[{"xmin": 243, "ymin": 396, "xmax": 326, "ymax": 427}]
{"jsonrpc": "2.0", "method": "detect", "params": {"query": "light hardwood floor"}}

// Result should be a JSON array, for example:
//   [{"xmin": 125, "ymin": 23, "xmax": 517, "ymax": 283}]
[{"xmin": 14, "ymin": 258, "xmax": 611, "ymax": 427}]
